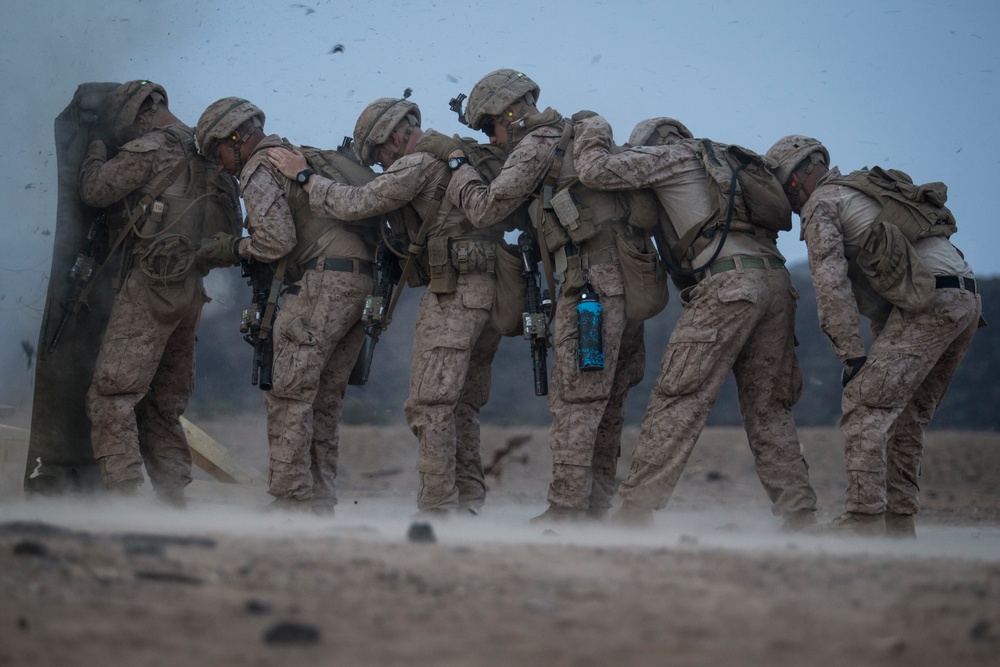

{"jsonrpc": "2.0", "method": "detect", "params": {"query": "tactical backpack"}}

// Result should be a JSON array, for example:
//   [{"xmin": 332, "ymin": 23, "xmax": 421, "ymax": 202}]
[
  {"xmin": 830, "ymin": 166, "xmax": 957, "ymax": 312},
  {"xmin": 668, "ymin": 139, "xmax": 791, "ymax": 274}
]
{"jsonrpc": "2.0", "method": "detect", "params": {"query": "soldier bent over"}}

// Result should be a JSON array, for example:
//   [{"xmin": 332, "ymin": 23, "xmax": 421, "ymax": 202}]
[{"xmin": 195, "ymin": 98, "xmax": 379, "ymax": 514}]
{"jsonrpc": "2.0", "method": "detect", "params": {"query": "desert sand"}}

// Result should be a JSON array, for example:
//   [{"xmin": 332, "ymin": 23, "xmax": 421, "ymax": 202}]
[{"xmin": 1, "ymin": 420, "xmax": 998, "ymax": 666}]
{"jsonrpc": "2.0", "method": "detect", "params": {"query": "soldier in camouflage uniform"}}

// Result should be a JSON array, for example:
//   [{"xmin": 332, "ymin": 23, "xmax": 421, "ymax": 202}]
[
  {"xmin": 194, "ymin": 97, "xmax": 379, "ymax": 514},
  {"xmin": 267, "ymin": 97, "xmax": 512, "ymax": 514},
  {"xmin": 571, "ymin": 115, "xmax": 817, "ymax": 529},
  {"xmin": 80, "ymin": 80, "xmax": 239, "ymax": 506},
  {"xmin": 423, "ymin": 70, "xmax": 648, "ymax": 522},
  {"xmin": 767, "ymin": 136, "xmax": 982, "ymax": 536}
]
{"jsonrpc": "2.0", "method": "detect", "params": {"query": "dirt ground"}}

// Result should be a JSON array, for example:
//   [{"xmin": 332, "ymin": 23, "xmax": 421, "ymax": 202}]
[{"xmin": 1, "ymin": 419, "xmax": 999, "ymax": 666}]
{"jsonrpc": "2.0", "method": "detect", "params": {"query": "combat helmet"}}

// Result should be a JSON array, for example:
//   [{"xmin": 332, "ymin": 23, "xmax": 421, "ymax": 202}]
[
  {"xmin": 194, "ymin": 97, "xmax": 265, "ymax": 157},
  {"xmin": 464, "ymin": 69, "xmax": 540, "ymax": 131},
  {"xmin": 103, "ymin": 79, "xmax": 168, "ymax": 146},
  {"xmin": 765, "ymin": 135, "xmax": 830, "ymax": 185},
  {"xmin": 353, "ymin": 97, "xmax": 421, "ymax": 166},
  {"xmin": 628, "ymin": 117, "xmax": 694, "ymax": 147}
]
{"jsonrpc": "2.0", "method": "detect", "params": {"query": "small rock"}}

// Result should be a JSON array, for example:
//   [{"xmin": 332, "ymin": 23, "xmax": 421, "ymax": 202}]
[
  {"xmin": 245, "ymin": 599, "xmax": 273, "ymax": 615},
  {"xmin": 13, "ymin": 541, "xmax": 48, "ymax": 557},
  {"xmin": 407, "ymin": 522, "xmax": 436, "ymax": 543},
  {"xmin": 262, "ymin": 621, "xmax": 320, "ymax": 645}
]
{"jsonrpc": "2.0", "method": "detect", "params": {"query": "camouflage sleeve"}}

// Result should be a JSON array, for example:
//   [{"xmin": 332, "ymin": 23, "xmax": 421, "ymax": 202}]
[
  {"xmin": 78, "ymin": 139, "xmax": 155, "ymax": 208},
  {"xmin": 309, "ymin": 158, "xmax": 426, "ymax": 221},
  {"xmin": 574, "ymin": 116, "xmax": 686, "ymax": 191},
  {"xmin": 802, "ymin": 198, "xmax": 866, "ymax": 361},
  {"xmin": 447, "ymin": 133, "xmax": 556, "ymax": 228},
  {"xmin": 240, "ymin": 164, "xmax": 296, "ymax": 264}
]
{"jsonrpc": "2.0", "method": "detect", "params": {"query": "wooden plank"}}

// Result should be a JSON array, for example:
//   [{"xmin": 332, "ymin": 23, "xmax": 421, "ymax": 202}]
[{"xmin": 181, "ymin": 417, "xmax": 267, "ymax": 487}]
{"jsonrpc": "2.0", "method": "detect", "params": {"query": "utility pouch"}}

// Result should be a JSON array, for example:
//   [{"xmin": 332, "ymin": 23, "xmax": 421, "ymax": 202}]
[
  {"xmin": 615, "ymin": 230, "xmax": 668, "ymax": 324},
  {"xmin": 490, "ymin": 245, "xmax": 527, "ymax": 336},
  {"xmin": 530, "ymin": 197, "xmax": 570, "ymax": 252},
  {"xmin": 427, "ymin": 236, "xmax": 457, "ymax": 294},
  {"xmin": 560, "ymin": 251, "xmax": 585, "ymax": 291},
  {"xmin": 138, "ymin": 234, "xmax": 200, "ymax": 322},
  {"xmin": 856, "ymin": 220, "xmax": 935, "ymax": 312},
  {"xmin": 551, "ymin": 188, "xmax": 600, "ymax": 244}
]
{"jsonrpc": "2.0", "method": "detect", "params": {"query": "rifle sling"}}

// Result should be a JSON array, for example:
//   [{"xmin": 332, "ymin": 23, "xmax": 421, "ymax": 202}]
[
  {"xmin": 534, "ymin": 120, "xmax": 574, "ymax": 302},
  {"xmin": 384, "ymin": 170, "xmax": 453, "ymax": 325},
  {"xmin": 257, "ymin": 257, "xmax": 287, "ymax": 341}
]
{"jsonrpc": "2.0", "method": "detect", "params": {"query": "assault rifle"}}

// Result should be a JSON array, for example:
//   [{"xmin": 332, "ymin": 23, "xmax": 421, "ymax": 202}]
[
  {"xmin": 240, "ymin": 259, "xmax": 277, "ymax": 390},
  {"xmin": 518, "ymin": 230, "xmax": 551, "ymax": 396},
  {"xmin": 47, "ymin": 210, "xmax": 109, "ymax": 352},
  {"xmin": 349, "ymin": 243, "xmax": 402, "ymax": 385}
]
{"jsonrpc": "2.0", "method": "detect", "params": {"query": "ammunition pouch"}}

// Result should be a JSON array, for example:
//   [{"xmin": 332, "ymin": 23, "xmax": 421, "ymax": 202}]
[{"xmin": 427, "ymin": 237, "xmax": 457, "ymax": 294}]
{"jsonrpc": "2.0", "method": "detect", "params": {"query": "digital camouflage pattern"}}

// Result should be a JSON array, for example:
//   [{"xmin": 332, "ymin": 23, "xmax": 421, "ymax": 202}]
[
  {"xmin": 446, "ymin": 108, "xmax": 645, "ymax": 514},
  {"xmin": 304, "ymin": 146, "xmax": 506, "ymax": 510},
  {"xmin": 573, "ymin": 114, "xmax": 817, "ymax": 520},
  {"xmin": 237, "ymin": 137, "xmax": 374, "ymax": 507},
  {"xmin": 802, "ymin": 171, "xmax": 981, "ymax": 516},
  {"xmin": 79, "ymin": 125, "xmax": 207, "ymax": 499}
]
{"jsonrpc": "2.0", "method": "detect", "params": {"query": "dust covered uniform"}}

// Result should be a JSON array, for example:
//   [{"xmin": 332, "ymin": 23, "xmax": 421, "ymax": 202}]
[
  {"xmin": 802, "ymin": 168, "xmax": 981, "ymax": 516},
  {"xmin": 80, "ymin": 126, "xmax": 205, "ymax": 496},
  {"xmin": 238, "ymin": 135, "xmax": 374, "ymax": 506},
  {"xmin": 447, "ymin": 109, "xmax": 645, "ymax": 513},
  {"xmin": 573, "ymin": 116, "xmax": 817, "ymax": 518},
  {"xmin": 308, "ymin": 149, "xmax": 503, "ymax": 510}
]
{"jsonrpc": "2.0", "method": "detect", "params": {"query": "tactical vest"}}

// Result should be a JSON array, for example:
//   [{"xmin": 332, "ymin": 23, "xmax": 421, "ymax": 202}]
[
  {"xmin": 276, "ymin": 140, "xmax": 382, "ymax": 280},
  {"xmin": 828, "ymin": 166, "xmax": 957, "ymax": 242}
]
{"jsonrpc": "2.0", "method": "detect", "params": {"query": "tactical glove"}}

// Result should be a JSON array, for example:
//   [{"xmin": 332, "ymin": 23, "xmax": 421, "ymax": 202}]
[
  {"xmin": 196, "ymin": 233, "xmax": 242, "ymax": 273},
  {"xmin": 414, "ymin": 129, "xmax": 463, "ymax": 162},
  {"xmin": 571, "ymin": 110, "xmax": 599, "ymax": 123},
  {"xmin": 841, "ymin": 356, "xmax": 867, "ymax": 387}
]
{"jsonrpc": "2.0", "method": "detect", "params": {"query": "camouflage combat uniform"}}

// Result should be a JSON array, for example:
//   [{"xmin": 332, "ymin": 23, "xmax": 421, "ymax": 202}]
[
  {"xmin": 238, "ymin": 135, "xmax": 376, "ymax": 508},
  {"xmin": 307, "ymin": 149, "xmax": 505, "ymax": 511},
  {"xmin": 572, "ymin": 115, "xmax": 817, "ymax": 519},
  {"xmin": 447, "ymin": 109, "xmax": 646, "ymax": 515},
  {"xmin": 802, "ymin": 168, "xmax": 981, "ymax": 516},
  {"xmin": 80, "ymin": 126, "xmax": 207, "ymax": 500}
]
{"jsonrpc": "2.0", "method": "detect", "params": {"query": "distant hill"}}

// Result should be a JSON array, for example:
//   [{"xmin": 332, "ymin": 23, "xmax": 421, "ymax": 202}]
[{"xmin": 191, "ymin": 263, "xmax": 999, "ymax": 432}]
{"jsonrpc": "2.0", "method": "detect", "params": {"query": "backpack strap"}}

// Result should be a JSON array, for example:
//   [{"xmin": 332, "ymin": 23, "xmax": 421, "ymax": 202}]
[{"xmin": 533, "ymin": 120, "xmax": 574, "ymax": 301}]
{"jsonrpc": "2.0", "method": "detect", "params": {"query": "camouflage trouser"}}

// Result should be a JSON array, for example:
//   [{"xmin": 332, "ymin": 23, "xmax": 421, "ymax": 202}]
[
  {"xmin": 405, "ymin": 272, "xmax": 501, "ymax": 510},
  {"xmin": 547, "ymin": 262, "xmax": 645, "ymax": 511},
  {"xmin": 264, "ymin": 268, "xmax": 371, "ymax": 502},
  {"xmin": 619, "ymin": 267, "xmax": 817, "ymax": 516},
  {"xmin": 840, "ymin": 287, "xmax": 981, "ymax": 515},
  {"xmin": 87, "ymin": 269, "xmax": 204, "ymax": 492}
]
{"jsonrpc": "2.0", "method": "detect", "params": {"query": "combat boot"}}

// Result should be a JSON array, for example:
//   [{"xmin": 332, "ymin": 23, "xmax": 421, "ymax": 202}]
[
  {"xmin": 265, "ymin": 497, "xmax": 313, "ymax": 514},
  {"xmin": 780, "ymin": 508, "xmax": 818, "ymax": 532},
  {"xmin": 105, "ymin": 479, "xmax": 140, "ymax": 497},
  {"xmin": 529, "ymin": 504, "xmax": 587, "ymax": 524},
  {"xmin": 815, "ymin": 511, "xmax": 885, "ymax": 536},
  {"xmin": 609, "ymin": 502, "xmax": 654, "ymax": 528},
  {"xmin": 155, "ymin": 486, "xmax": 187, "ymax": 509},
  {"xmin": 586, "ymin": 505, "xmax": 610, "ymax": 521},
  {"xmin": 311, "ymin": 498, "xmax": 337, "ymax": 516},
  {"xmin": 885, "ymin": 513, "xmax": 916, "ymax": 538}
]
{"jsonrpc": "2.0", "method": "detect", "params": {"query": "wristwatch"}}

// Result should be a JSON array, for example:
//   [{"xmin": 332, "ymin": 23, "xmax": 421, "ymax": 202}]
[
  {"xmin": 447, "ymin": 156, "xmax": 469, "ymax": 171},
  {"xmin": 295, "ymin": 168, "xmax": 315, "ymax": 185}
]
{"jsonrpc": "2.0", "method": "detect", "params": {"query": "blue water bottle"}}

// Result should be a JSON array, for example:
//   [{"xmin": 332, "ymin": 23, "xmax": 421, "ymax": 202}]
[{"xmin": 577, "ymin": 281, "xmax": 604, "ymax": 371}]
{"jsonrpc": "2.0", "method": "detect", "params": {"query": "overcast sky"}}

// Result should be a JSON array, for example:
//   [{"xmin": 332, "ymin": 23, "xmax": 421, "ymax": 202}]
[{"xmin": 1, "ymin": 0, "xmax": 998, "ymax": 402}]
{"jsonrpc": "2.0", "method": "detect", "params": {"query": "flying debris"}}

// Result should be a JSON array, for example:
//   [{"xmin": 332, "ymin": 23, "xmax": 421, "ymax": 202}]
[
  {"xmin": 22, "ymin": 339, "xmax": 35, "ymax": 370},
  {"xmin": 290, "ymin": 3, "xmax": 316, "ymax": 15},
  {"xmin": 591, "ymin": 55, "xmax": 602, "ymax": 65},
  {"xmin": 330, "ymin": 44, "xmax": 344, "ymax": 54},
  {"xmin": 446, "ymin": 74, "xmax": 459, "ymax": 83}
]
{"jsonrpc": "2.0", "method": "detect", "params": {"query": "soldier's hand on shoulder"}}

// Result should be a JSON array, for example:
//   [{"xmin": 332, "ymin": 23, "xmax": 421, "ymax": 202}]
[
  {"xmin": 267, "ymin": 147, "xmax": 308, "ymax": 180},
  {"xmin": 414, "ymin": 129, "xmax": 463, "ymax": 162}
]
